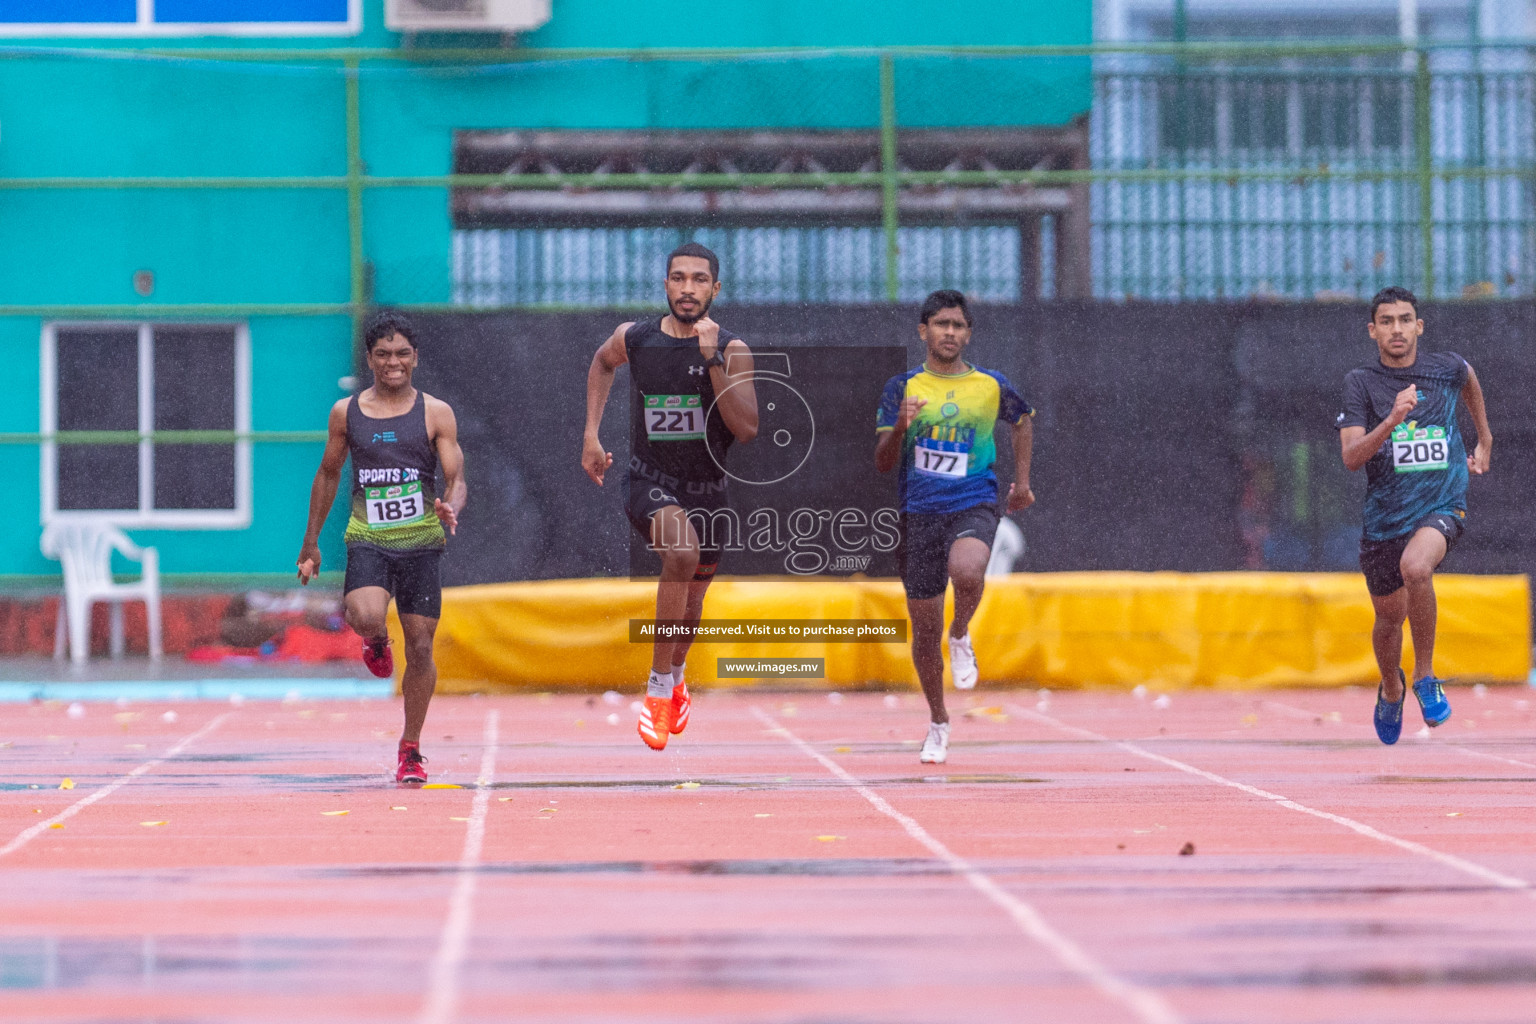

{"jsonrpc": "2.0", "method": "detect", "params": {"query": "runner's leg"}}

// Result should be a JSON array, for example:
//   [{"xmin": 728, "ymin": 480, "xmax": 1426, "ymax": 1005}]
[
  {"xmin": 345, "ymin": 586, "xmax": 391, "ymax": 647},
  {"xmin": 1369, "ymin": 588, "xmax": 1408, "ymax": 702},
  {"xmin": 670, "ymin": 577, "xmax": 713, "ymax": 675},
  {"xmin": 398, "ymin": 612, "xmax": 438, "ymax": 745},
  {"xmin": 1400, "ymin": 526, "xmax": 1449, "ymax": 682},
  {"xmin": 947, "ymin": 537, "xmax": 991, "ymax": 639},
  {"xmin": 649, "ymin": 504, "xmax": 700, "ymax": 675},
  {"xmin": 907, "ymin": 595, "xmax": 948, "ymax": 724}
]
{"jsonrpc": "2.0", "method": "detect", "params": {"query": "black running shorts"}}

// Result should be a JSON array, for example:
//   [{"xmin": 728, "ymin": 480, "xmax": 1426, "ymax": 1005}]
[
  {"xmin": 343, "ymin": 544, "xmax": 443, "ymax": 618},
  {"xmin": 898, "ymin": 503, "xmax": 999, "ymax": 601},
  {"xmin": 1358, "ymin": 511, "xmax": 1465, "ymax": 598},
  {"xmin": 624, "ymin": 471, "xmax": 729, "ymax": 581}
]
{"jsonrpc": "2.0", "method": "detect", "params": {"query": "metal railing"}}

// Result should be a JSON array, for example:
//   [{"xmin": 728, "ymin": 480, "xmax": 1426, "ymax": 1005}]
[
  {"xmin": 0, "ymin": 40, "xmax": 1531, "ymax": 318},
  {"xmin": 1093, "ymin": 45, "xmax": 1536, "ymax": 299}
]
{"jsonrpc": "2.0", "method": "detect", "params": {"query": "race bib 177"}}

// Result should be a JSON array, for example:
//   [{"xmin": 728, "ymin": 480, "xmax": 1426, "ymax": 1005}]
[
  {"xmin": 365, "ymin": 480, "xmax": 427, "ymax": 527},
  {"xmin": 644, "ymin": 394, "xmax": 705, "ymax": 441},
  {"xmin": 1391, "ymin": 423, "xmax": 1450, "ymax": 473},
  {"xmin": 913, "ymin": 438, "xmax": 970, "ymax": 478}
]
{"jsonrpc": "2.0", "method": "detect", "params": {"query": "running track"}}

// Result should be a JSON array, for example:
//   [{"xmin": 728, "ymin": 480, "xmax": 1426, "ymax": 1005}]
[{"xmin": 3, "ymin": 687, "xmax": 1536, "ymax": 1023}]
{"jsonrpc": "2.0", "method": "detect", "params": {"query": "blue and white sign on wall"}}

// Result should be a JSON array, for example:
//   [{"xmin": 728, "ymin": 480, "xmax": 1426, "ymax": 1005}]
[{"xmin": 0, "ymin": 0, "xmax": 358, "ymax": 35}]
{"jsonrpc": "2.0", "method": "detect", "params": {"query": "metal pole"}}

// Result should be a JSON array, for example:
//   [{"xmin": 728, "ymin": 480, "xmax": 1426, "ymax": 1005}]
[
  {"xmin": 1415, "ymin": 48, "xmax": 1435, "ymax": 298},
  {"xmin": 345, "ymin": 57, "xmax": 367, "ymax": 341},
  {"xmin": 1399, "ymin": 0, "xmax": 1419, "ymax": 46},
  {"xmin": 879, "ymin": 53, "xmax": 900, "ymax": 303}
]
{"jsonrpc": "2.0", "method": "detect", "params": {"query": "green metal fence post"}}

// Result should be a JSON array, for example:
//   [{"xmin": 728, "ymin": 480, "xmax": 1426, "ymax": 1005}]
[
  {"xmin": 345, "ymin": 57, "xmax": 367, "ymax": 340},
  {"xmin": 879, "ymin": 53, "xmax": 900, "ymax": 303},
  {"xmin": 1414, "ymin": 48, "xmax": 1435, "ymax": 298}
]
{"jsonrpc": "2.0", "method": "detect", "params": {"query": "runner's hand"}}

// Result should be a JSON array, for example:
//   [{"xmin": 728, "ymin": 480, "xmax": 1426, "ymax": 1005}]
[
  {"xmin": 895, "ymin": 396, "xmax": 927, "ymax": 432},
  {"xmin": 582, "ymin": 433, "xmax": 613, "ymax": 485},
  {"xmin": 296, "ymin": 544, "xmax": 322, "ymax": 585},
  {"xmin": 1005, "ymin": 482, "xmax": 1035, "ymax": 512},
  {"xmin": 696, "ymin": 317, "xmax": 721, "ymax": 360},
  {"xmin": 1469, "ymin": 440, "xmax": 1491, "ymax": 475},
  {"xmin": 1388, "ymin": 384, "xmax": 1418, "ymax": 425},
  {"xmin": 434, "ymin": 498, "xmax": 459, "ymax": 535}
]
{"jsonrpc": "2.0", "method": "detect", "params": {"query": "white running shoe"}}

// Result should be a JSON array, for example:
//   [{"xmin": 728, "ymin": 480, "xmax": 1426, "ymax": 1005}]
[
  {"xmin": 949, "ymin": 634, "xmax": 978, "ymax": 690},
  {"xmin": 919, "ymin": 721, "xmax": 951, "ymax": 764}
]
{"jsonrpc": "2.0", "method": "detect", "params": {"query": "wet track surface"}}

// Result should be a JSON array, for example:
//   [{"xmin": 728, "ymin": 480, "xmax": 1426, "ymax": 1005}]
[{"xmin": 3, "ymin": 687, "xmax": 1536, "ymax": 1023}]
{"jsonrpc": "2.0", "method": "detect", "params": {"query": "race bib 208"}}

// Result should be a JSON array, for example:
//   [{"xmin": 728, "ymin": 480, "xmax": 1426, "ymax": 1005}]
[{"xmin": 1391, "ymin": 423, "xmax": 1449, "ymax": 473}]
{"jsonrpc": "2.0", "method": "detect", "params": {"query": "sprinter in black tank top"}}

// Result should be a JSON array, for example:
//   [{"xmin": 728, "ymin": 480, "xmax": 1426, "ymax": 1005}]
[
  {"xmin": 583, "ymin": 243, "xmax": 758, "ymax": 750},
  {"xmin": 297, "ymin": 313, "xmax": 467, "ymax": 785}
]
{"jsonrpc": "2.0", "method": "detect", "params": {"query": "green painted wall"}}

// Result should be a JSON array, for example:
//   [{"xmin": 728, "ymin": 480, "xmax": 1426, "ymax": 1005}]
[{"xmin": 0, "ymin": 0, "xmax": 1090, "ymax": 577}]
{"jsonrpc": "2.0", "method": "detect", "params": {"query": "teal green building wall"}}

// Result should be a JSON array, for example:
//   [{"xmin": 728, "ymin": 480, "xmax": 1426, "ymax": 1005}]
[{"xmin": 0, "ymin": 0, "xmax": 1090, "ymax": 579}]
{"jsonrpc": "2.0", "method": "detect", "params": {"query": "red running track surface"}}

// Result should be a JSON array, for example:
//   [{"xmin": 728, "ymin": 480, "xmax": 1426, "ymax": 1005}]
[{"xmin": 3, "ymin": 686, "xmax": 1536, "ymax": 1023}]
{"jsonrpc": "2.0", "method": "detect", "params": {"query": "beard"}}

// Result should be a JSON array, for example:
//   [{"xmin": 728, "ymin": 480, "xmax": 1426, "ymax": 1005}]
[{"xmin": 668, "ymin": 293, "xmax": 713, "ymax": 324}]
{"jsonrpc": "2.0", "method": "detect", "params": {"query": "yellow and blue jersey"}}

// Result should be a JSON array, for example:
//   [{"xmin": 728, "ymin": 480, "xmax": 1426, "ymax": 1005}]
[{"xmin": 876, "ymin": 363, "xmax": 1032, "ymax": 514}]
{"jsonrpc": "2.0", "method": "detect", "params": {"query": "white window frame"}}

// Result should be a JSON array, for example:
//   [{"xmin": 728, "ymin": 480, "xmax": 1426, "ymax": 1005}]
[
  {"xmin": 0, "ymin": 0, "xmax": 359, "ymax": 37},
  {"xmin": 40, "ymin": 321, "xmax": 252, "ymax": 529}
]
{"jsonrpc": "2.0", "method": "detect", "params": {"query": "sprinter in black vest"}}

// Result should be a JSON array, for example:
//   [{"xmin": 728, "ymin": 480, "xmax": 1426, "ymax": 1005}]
[
  {"xmin": 583, "ymin": 243, "xmax": 758, "ymax": 750},
  {"xmin": 297, "ymin": 313, "xmax": 467, "ymax": 785}
]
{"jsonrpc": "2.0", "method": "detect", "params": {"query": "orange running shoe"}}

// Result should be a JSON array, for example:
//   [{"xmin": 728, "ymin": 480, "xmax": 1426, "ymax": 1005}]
[
  {"xmin": 669, "ymin": 679, "xmax": 691, "ymax": 736},
  {"xmin": 637, "ymin": 695, "xmax": 672, "ymax": 750}
]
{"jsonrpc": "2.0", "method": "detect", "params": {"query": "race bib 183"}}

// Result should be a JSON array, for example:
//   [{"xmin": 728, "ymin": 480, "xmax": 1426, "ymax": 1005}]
[
  {"xmin": 365, "ymin": 480, "xmax": 427, "ymax": 527},
  {"xmin": 1391, "ymin": 423, "xmax": 1450, "ymax": 473},
  {"xmin": 644, "ymin": 394, "xmax": 705, "ymax": 441},
  {"xmin": 913, "ymin": 438, "xmax": 970, "ymax": 478}
]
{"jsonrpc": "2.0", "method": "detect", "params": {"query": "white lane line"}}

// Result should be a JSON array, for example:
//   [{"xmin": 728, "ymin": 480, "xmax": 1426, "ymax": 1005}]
[
  {"xmin": 752, "ymin": 706, "xmax": 1183, "ymax": 1024},
  {"xmin": 1262, "ymin": 697, "xmax": 1536, "ymax": 773},
  {"xmin": 419, "ymin": 709, "xmax": 500, "ymax": 1024},
  {"xmin": 1449, "ymin": 745, "xmax": 1536, "ymax": 772},
  {"xmin": 0, "ymin": 712, "xmax": 231, "ymax": 860},
  {"xmin": 1009, "ymin": 704, "xmax": 1534, "ymax": 895}
]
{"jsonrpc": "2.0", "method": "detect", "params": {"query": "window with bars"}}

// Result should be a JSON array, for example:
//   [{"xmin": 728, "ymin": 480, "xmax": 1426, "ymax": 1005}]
[{"xmin": 41, "ymin": 323, "xmax": 251, "ymax": 527}]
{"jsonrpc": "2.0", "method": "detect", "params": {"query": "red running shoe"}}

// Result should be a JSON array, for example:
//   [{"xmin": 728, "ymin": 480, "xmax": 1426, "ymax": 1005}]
[
  {"xmin": 396, "ymin": 741, "xmax": 428, "ymax": 785},
  {"xmin": 362, "ymin": 637, "xmax": 394, "ymax": 678},
  {"xmin": 669, "ymin": 679, "xmax": 691, "ymax": 736}
]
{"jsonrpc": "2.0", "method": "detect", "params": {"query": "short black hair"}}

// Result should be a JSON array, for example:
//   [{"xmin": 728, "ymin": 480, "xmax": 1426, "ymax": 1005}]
[
  {"xmin": 364, "ymin": 311, "xmax": 416, "ymax": 352},
  {"xmin": 667, "ymin": 242, "xmax": 720, "ymax": 281},
  {"xmin": 920, "ymin": 289, "xmax": 972, "ymax": 326},
  {"xmin": 1369, "ymin": 286, "xmax": 1418, "ymax": 322}
]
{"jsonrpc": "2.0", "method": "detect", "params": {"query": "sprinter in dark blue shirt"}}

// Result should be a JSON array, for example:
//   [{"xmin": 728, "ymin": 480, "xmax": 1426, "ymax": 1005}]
[{"xmin": 1335, "ymin": 287, "xmax": 1492, "ymax": 745}]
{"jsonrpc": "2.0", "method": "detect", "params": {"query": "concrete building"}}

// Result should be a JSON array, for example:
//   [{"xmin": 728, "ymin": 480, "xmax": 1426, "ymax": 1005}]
[
  {"xmin": 0, "ymin": 0, "xmax": 1092, "ymax": 582},
  {"xmin": 1092, "ymin": 0, "xmax": 1536, "ymax": 300}
]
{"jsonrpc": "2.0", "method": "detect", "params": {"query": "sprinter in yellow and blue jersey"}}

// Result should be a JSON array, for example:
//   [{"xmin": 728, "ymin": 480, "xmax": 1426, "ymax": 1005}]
[{"xmin": 875, "ymin": 290, "xmax": 1036, "ymax": 765}]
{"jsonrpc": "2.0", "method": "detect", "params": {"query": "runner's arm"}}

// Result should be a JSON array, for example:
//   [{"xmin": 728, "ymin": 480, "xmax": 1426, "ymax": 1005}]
[
  {"xmin": 583, "ymin": 324, "xmax": 631, "ymax": 485},
  {"xmin": 1004, "ymin": 414, "xmax": 1035, "ymax": 512},
  {"xmin": 1340, "ymin": 383, "xmax": 1417, "ymax": 472},
  {"xmin": 1462, "ymin": 363, "xmax": 1492, "ymax": 475},
  {"xmin": 874, "ymin": 395, "xmax": 924, "ymax": 473},
  {"xmin": 297, "ymin": 400, "xmax": 350, "ymax": 583},
  {"xmin": 710, "ymin": 338, "xmax": 757, "ymax": 442},
  {"xmin": 428, "ymin": 398, "xmax": 467, "ymax": 535}
]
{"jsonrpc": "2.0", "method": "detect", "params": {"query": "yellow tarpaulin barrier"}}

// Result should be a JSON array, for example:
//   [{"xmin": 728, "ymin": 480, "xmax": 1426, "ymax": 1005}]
[{"xmin": 387, "ymin": 572, "xmax": 1530, "ymax": 692}]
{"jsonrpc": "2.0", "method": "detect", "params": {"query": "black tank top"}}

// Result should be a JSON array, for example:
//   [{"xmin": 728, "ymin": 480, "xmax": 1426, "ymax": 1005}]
[
  {"xmin": 343, "ymin": 390, "xmax": 445, "ymax": 550},
  {"xmin": 626, "ymin": 316, "xmax": 741, "ymax": 484}
]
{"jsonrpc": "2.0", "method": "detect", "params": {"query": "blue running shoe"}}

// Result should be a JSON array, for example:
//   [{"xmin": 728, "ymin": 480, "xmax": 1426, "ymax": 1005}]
[
  {"xmin": 1411, "ymin": 675, "xmax": 1452, "ymax": 727},
  {"xmin": 1373, "ymin": 669, "xmax": 1405, "ymax": 745}
]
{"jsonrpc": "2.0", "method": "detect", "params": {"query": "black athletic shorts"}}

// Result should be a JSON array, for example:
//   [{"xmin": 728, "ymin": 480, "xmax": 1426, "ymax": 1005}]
[
  {"xmin": 1359, "ymin": 511, "xmax": 1465, "ymax": 597},
  {"xmin": 343, "ymin": 544, "xmax": 443, "ymax": 618},
  {"xmin": 898, "ymin": 503, "xmax": 999, "ymax": 601},
  {"xmin": 624, "ymin": 471, "xmax": 729, "ymax": 581}
]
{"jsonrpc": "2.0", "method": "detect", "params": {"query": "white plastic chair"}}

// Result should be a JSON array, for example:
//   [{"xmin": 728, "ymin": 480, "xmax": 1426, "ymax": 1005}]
[
  {"xmin": 40, "ymin": 521, "xmax": 162, "ymax": 666},
  {"xmin": 986, "ymin": 517, "xmax": 1026, "ymax": 577}
]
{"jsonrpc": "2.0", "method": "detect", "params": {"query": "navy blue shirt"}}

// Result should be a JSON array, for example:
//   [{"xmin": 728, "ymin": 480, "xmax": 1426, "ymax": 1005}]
[{"xmin": 1335, "ymin": 350, "xmax": 1470, "ymax": 542}]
